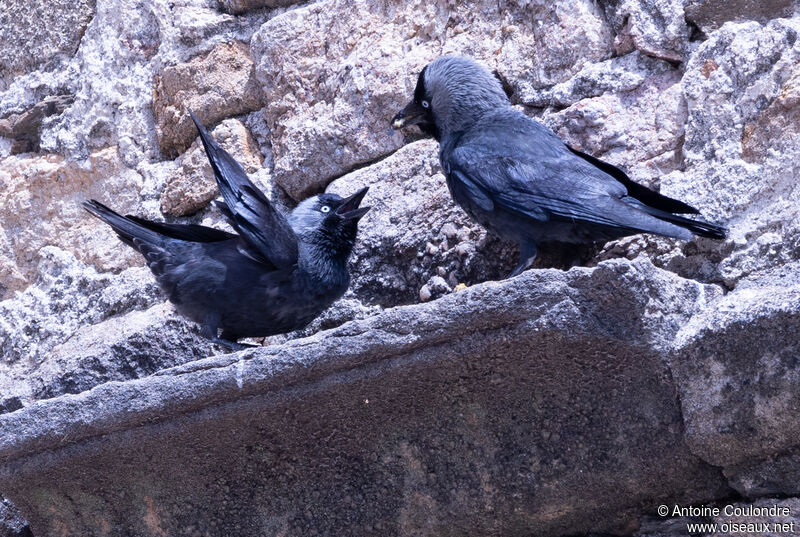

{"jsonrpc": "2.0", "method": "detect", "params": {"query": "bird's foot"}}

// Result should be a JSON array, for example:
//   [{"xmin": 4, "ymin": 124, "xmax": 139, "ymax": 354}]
[
  {"xmin": 210, "ymin": 337, "xmax": 258, "ymax": 352},
  {"xmin": 507, "ymin": 265, "xmax": 528, "ymax": 279}
]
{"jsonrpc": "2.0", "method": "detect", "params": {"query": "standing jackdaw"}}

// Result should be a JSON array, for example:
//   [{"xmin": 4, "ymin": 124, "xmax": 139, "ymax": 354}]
[
  {"xmin": 392, "ymin": 56, "xmax": 726, "ymax": 277},
  {"xmin": 84, "ymin": 112, "xmax": 369, "ymax": 349}
]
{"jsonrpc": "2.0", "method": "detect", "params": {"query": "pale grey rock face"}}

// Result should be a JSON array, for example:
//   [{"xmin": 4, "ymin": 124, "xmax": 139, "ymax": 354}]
[
  {"xmin": 153, "ymin": 41, "xmax": 263, "ymax": 156},
  {"xmin": 518, "ymin": 51, "xmax": 675, "ymax": 108},
  {"xmin": 0, "ymin": 0, "xmax": 276, "ymax": 166},
  {"xmin": 0, "ymin": 248, "xmax": 162, "ymax": 402},
  {"xmin": 538, "ymin": 17, "xmax": 800, "ymax": 290},
  {"xmin": 160, "ymin": 118, "xmax": 264, "ymax": 216},
  {"xmin": 218, "ymin": 0, "xmax": 304, "ymax": 14},
  {"xmin": 251, "ymin": 0, "xmax": 614, "ymax": 199},
  {"xmin": 666, "ymin": 18, "xmax": 800, "ymax": 287},
  {"xmin": 33, "ymin": 303, "xmax": 215, "ymax": 400},
  {"xmin": 0, "ymin": 0, "xmax": 96, "ymax": 89},
  {"xmin": 0, "ymin": 148, "xmax": 146, "ymax": 299},
  {"xmin": 601, "ymin": 0, "xmax": 691, "ymax": 62},
  {"xmin": 684, "ymin": 0, "xmax": 798, "ymax": 34},
  {"xmin": 543, "ymin": 58, "xmax": 687, "ymax": 186},
  {"xmin": 0, "ymin": 95, "xmax": 74, "ymax": 155}
]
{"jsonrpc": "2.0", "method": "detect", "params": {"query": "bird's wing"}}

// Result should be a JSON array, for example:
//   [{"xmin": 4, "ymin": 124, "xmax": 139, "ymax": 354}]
[
  {"xmin": 189, "ymin": 111, "xmax": 299, "ymax": 269},
  {"xmin": 565, "ymin": 145, "xmax": 700, "ymax": 214},
  {"xmin": 448, "ymin": 141, "xmax": 638, "ymax": 228}
]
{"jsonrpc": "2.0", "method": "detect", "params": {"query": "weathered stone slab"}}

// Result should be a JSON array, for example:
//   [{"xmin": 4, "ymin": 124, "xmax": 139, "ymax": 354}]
[
  {"xmin": 0, "ymin": 260, "xmax": 729, "ymax": 537},
  {"xmin": 672, "ymin": 265, "xmax": 800, "ymax": 469}
]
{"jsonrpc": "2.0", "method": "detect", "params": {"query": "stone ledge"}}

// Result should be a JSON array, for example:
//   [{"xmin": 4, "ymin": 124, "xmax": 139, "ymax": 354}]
[{"xmin": 0, "ymin": 259, "xmax": 730, "ymax": 536}]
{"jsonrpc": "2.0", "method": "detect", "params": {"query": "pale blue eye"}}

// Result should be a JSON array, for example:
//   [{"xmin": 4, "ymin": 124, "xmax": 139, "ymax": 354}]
[
  {"xmin": 321, "ymin": 205, "xmax": 331, "ymax": 213},
  {"xmin": 421, "ymin": 100, "xmax": 430, "ymax": 109}
]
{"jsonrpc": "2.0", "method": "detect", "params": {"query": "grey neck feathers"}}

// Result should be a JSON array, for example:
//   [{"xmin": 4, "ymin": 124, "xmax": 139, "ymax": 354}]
[{"xmin": 297, "ymin": 233, "xmax": 351, "ymax": 287}]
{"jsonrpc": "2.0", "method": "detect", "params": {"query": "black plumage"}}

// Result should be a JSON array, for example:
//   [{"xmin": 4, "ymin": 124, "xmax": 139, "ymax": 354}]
[
  {"xmin": 84, "ymin": 113, "xmax": 369, "ymax": 349},
  {"xmin": 392, "ymin": 56, "xmax": 726, "ymax": 277}
]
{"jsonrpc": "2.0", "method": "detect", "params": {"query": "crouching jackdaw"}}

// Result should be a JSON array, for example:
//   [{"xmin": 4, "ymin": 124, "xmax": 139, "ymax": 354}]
[
  {"xmin": 84, "ymin": 112, "xmax": 370, "ymax": 350},
  {"xmin": 392, "ymin": 56, "xmax": 726, "ymax": 277}
]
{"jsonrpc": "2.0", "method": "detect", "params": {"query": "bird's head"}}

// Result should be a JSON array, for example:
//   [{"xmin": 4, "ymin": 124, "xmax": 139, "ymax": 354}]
[
  {"xmin": 289, "ymin": 187, "xmax": 370, "ymax": 256},
  {"xmin": 391, "ymin": 56, "xmax": 510, "ymax": 140}
]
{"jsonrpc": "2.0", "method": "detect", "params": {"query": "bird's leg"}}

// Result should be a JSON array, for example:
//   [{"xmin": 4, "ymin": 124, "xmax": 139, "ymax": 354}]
[
  {"xmin": 508, "ymin": 240, "xmax": 538, "ymax": 278},
  {"xmin": 200, "ymin": 313, "xmax": 221, "ymax": 341},
  {"xmin": 199, "ymin": 314, "xmax": 252, "ymax": 351},
  {"xmin": 210, "ymin": 337, "xmax": 257, "ymax": 351},
  {"xmin": 215, "ymin": 330, "xmax": 259, "ymax": 351}
]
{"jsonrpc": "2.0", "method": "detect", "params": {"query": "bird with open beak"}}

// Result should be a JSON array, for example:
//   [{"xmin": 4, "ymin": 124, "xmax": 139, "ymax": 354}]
[{"xmin": 84, "ymin": 112, "xmax": 370, "ymax": 350}]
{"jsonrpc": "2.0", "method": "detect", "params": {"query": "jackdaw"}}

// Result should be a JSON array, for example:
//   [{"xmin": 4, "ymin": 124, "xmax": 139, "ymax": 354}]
[
  {"xmin": 392, "ymin": 56, "xmax": 726, "ymax": 277},
  {"xmin": 84, "ymin": 113, "xmax": 369, "ymax": 350}
]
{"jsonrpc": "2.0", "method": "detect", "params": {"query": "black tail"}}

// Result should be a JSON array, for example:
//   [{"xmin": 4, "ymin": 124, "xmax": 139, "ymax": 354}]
[
  {"xmin": 643, "ymin": 206, "xmax": 727, "ymax": 240},
  {"xmin": 82, "ymin": 200, "xmax": 164, "ymax": 248}
]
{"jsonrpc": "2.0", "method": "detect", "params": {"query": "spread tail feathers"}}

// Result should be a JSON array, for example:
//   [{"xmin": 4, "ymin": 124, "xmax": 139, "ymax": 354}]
[{"xmin": 82, "ymin": 200, "xmax": 164, "ymax": 248}]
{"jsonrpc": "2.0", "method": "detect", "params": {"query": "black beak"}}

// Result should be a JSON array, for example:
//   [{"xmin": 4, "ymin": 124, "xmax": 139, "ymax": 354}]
[
  {"xmin": 391, "ymin": 100, "xmax": 427, "ymax": 130},
  {"xmin": 335, "ymin": 187, "xmax": 370, "ymax": 220}
]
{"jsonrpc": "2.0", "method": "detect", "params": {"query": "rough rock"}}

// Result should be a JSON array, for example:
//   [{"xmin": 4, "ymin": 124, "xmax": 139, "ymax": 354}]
[
  {"xmin": 601, "ymin": 0, "xmax": 690, "ymax": 62},
  {"xmin": 0, "ymin": 497, "xmax": 30, "ymax": 537},
  {"xmin": 543, "ymin": 58, "xmax": 686, "ymax": 186},
  {"xmin": 519, "ymin": 51, "xmax": 675, "ymax": 109},
  {"xmin": 664, "ymin": 18, "xmax": 800, "ymax": 287},
  {"xmin": 153, "ymin": 41, "xmax": 263, "ymax": 156},
  {"xmin": 272, "ymin": 295, "xmax": 384, "ymax": 345},
  {"xmin": 34, "ymin": 302, "xmax": 216, "ymax": 401},
  {"xmin": 218, "ymin": 0, "xmax": 304, "ymax": 14},
  {"xmin": 326, "ymin": 139, "xmax": 517, "ymax": 307},
  {"xmin": 741, "ymin": 63, "xmax": 800, "ymax": 162},
  {"xmin": 1, "ymin": 1, "xmax": 800, "ymax": 533},
  {"xmin": 0, "ymin": 0, "xmax": 96, "ymax": 88},
  {"xmin": 251, "ymin": 0, "xmax": 614, "ymax": 199},
  {"xmin": 671, "ymin": 264, "xmax": 800, "ymax": 469},
  {"xmin": 160, "ymin": 118, "xmax": 263, "ymax": 216},
  {"xmin": 0, "ymin": 247, "xmax": 162, "ymax": 404},
  {"xmin": 0, "ymin": 0, "xmax": 277, "ymax": 167},
  {"xmin": 0, "ymin": 147, "xmax": 145, "ymax": 298},
  {"xmin": 726, "ymin": 450, "xmax": 800, "ymax": 497},
  {"xmin": 555, "ymin": 18, "xmax": 800, "ymax": 289},
  {"xmin": 0, "ymin": 95, "xmax": 74, "ymax": 155},
  {"xmin": 0, "ymin": 260, "xmax": 729, "ymax": 537},
  {"xmin": 685, "ymin": 0, "xmax": 798, "ymax": 34}
]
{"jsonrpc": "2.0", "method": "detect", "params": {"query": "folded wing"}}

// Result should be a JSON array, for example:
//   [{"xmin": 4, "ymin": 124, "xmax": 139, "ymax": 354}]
[{"xmin": 446, "ymin": 120, "xmax": 708, "ymax": 240}]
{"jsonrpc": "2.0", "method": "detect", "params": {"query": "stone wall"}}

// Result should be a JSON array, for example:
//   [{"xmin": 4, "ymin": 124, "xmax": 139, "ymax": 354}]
[{"xmin": 1, "ymin": 0, "xmax": 799, "ymax": 535}]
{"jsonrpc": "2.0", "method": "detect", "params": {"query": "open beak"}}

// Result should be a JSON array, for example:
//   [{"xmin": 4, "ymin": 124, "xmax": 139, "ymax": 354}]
[
  {"xmin": 391, "ymin": 100, "xmax": 427, "ymax": 130},
  {"xmin": 335, "ymin": 186, "xmax": 370, "ymax": 220}
]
